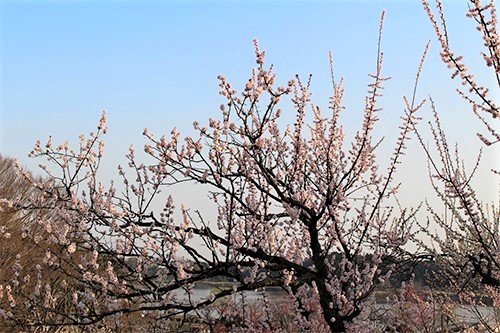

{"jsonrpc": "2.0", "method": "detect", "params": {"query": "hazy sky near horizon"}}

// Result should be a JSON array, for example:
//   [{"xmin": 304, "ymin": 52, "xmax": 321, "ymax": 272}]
[{"xmin": 0, "ymin": 0, "xmax": 497, "ymax": 209}]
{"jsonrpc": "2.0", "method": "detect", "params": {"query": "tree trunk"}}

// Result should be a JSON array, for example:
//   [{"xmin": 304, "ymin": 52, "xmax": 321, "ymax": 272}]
[
  {"xmin": 329, "ymin": 320, "xmax": 347, "ymax": 333},
  {"xmin": 315, "ymin": 278, "xmax": 348, "ymax": 332}
]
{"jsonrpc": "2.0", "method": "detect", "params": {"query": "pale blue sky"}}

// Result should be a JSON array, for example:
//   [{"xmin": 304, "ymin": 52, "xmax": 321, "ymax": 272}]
[{"xmin": 0, "ymin": 0, "xmax": 497, "ymax": 206}]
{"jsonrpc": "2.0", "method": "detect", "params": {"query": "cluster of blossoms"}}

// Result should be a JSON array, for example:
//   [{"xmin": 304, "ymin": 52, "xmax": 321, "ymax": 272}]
[{"xmin": 423, "ymin": 0, "xmax": 500, "ymax": 146}]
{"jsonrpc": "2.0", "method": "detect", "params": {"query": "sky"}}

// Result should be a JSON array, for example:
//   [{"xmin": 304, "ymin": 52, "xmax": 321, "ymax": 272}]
[{"xmin": 0, "ymin": 0, "xmax": 498, "ymax": 211}]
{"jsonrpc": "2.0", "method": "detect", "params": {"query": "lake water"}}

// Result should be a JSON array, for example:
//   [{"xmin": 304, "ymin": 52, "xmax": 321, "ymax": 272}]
[{"xmin": 174, "ymin": 287, "xmax": 497, "ymax": 325}]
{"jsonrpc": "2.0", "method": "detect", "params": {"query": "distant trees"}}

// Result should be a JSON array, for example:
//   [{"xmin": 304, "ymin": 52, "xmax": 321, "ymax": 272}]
[
  {"xmin": 0, "ymin": 159, "xmax": 169, "ymax": 333},
  {"xmin": 0, "ymin": 155, "xmax": 79, "ymax": 331}
]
